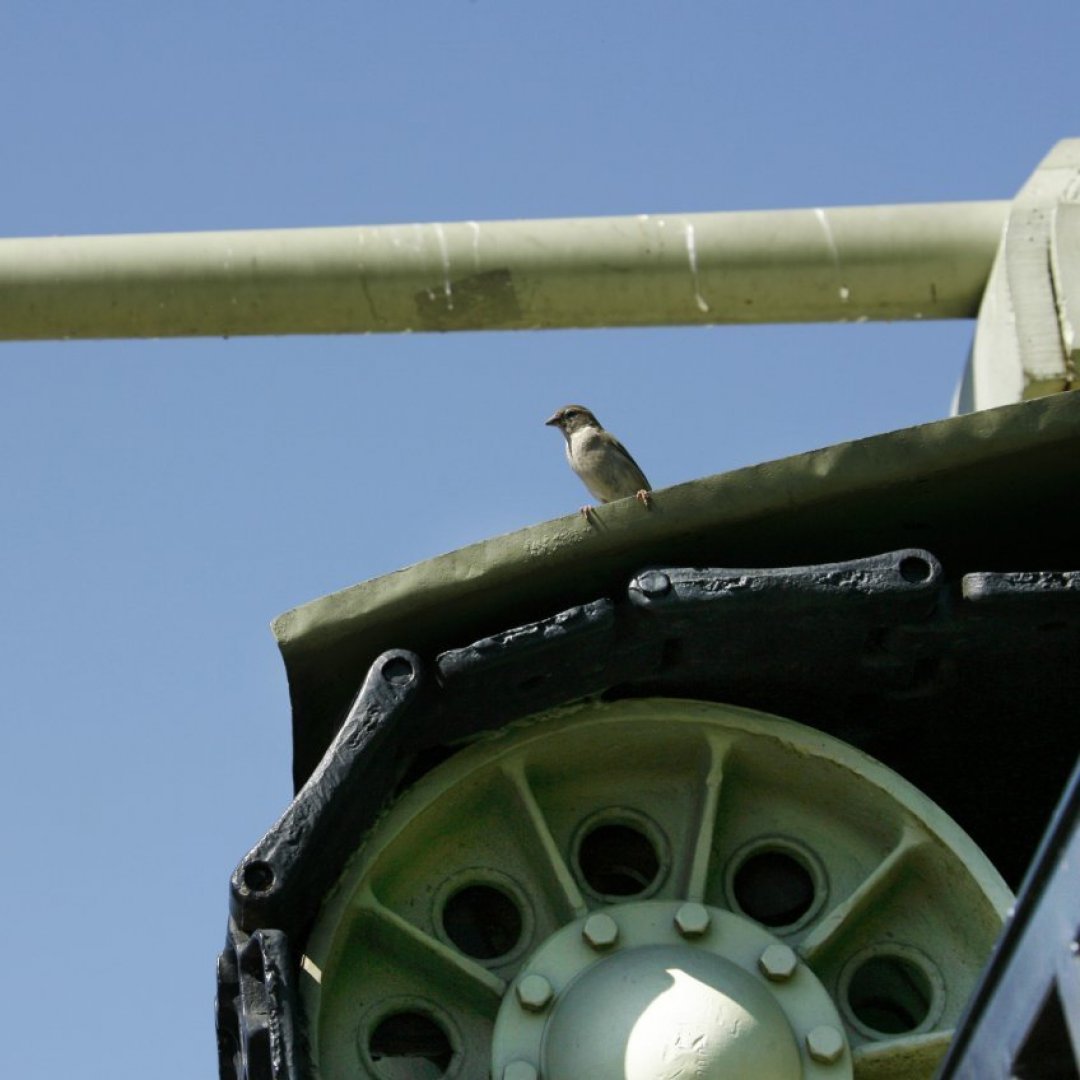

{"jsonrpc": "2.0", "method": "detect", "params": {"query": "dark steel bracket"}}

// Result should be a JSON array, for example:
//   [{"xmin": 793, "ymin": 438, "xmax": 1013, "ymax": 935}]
[{"xmin": 938, "ymin": 757, "xmax": 1080, "ymax": 1077}]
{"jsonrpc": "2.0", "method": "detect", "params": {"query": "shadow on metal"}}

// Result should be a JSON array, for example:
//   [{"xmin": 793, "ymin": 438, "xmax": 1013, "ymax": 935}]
[{"xmin": 938, "ymin": 758, "xmax": 1080, "ymax": 1078}]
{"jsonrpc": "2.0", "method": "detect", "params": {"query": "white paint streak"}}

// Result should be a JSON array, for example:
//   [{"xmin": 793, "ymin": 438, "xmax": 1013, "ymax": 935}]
[
  {"xmin": 466, "ymin": 220, "xmax": 481, "ymax": 263},
  {"xmin": 433, "ymin": 223, "xmax": 454, "ymax": 309},
  {"xmin": 815, "ymin": 208, "xmax": 851, "ymax": 303},
  {"xmin": 683, "ymin": 221, "xmax": 710, "ymax": 313}
]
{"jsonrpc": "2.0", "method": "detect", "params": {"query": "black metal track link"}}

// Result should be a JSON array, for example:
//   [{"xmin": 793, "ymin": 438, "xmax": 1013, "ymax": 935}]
[{"xmin": 218, "ymin": 929, "xmax": 307, "ymax": 1080}]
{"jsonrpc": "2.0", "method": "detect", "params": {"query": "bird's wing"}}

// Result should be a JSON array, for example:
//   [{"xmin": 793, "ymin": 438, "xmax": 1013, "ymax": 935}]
[{"xmin": 607, "ymin": 435, "xmax": 651, "ymax": 490}]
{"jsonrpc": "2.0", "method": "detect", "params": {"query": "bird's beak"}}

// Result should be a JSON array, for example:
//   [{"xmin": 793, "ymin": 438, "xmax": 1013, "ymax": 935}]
[{"xmin": 544, "ymin": 411, "xmax": 561, "ymax": 427}]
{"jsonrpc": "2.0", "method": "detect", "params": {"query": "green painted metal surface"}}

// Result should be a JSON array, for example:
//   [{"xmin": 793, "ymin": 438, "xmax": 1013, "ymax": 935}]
[
  {"xmin": 963, "ymin": 139, "xmax": 1080, "ymax": 410},
  {"xmin": 0, "ymin": 202, "xmax": 1006, "ymax": 340},
  {"xmin": 274, "ymin": 390, "xmax": 1080, "ymax": 788},
  {"xmin": 1051, "ymin": 202, "xmax": 1080, "ymax": 364},
  {"xmin": 299, "ymin": 700, "xmax": 1010, "ymax": 1079}
]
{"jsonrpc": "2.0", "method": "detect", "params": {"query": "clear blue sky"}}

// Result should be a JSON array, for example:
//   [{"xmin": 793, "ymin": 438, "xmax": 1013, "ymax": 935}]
[{"xmin": 1, "ymin": 3, "xmax": 1075, "ymax": 1076}]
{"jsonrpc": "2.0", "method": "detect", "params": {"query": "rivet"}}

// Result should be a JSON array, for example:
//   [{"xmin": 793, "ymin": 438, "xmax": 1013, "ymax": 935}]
[
  {"xmin": 582, "ymin": 912, "xmax": 619, "ymax": 949},
  {"xmin": 674, "ymin": 902, "xmax": 710, "ymax": 938},
  {"xmin": 759, "ymin": 943, "xmax": 798, "ymax": 981},
  {"xmin": 503, "ymin": 1061, "xmax": 539, "ymax": 1080},
  {"xmin": 637, "ymin": 570, "xmax": 671, "ymax": 598},
  {"xmin": 806, "ymin": 1024, "xmax": 845, "ymax": 1064},
  {"xmin": 516, "ymin": 973, "xmax": 554, "ymax": 1012}
]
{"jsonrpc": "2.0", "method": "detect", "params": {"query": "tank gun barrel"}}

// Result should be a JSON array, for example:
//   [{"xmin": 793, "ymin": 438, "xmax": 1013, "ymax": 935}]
[{"xmin": 0, "ymin": 201, "xmax": 1007, "ymax": 341}]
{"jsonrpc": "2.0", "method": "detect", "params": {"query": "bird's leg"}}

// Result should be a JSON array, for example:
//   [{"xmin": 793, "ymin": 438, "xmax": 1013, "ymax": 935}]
[
  {"xmin": 635, "ymin": 489, "xmax": 652, "ymax": 508},
  {"xmin": 580, "ymin": 505, "xmax": 596, "ymax": 521}
]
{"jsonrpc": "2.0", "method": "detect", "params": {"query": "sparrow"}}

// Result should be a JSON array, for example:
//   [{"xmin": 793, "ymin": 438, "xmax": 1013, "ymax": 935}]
[{"xmin": 545, "ymin": 404, "xmax": 652, "ymax": 516}]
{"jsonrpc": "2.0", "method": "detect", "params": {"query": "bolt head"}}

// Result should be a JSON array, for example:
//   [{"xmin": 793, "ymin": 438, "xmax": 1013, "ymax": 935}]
[
  {"xmin": 582, "ymin": 912, "xmax": 619, "ymax": 949},
  {"xmin": 503, "ymin": 1062, "xmax": 539, "ymax": 1080},
  {"xmin": 637, "ymin": 570, "xmax": 671, "ymax": 597},
  {"xmin": 674, "ymin": 902, "xmax": 711, "ymax": 938},
  {"xmin": 516, "ymin": 973, "xmax": 554, "ymax": 1012},
  {"xmin": 806, "ymin": 1024, "xmax": 846, "ymax": 1064},
  {"xmin": 759, "ymin": 943, "xmax": 798, "ymax": 981}
]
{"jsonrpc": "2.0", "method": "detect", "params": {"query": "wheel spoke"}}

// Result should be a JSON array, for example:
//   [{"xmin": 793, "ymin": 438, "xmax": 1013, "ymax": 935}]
[
  {"xmin": 799, "ymin": 826, "xmax": 926, "ymax": 964},
  {"xmin": 851, "ymin": 1029, "xmax": 953, "ymax": 1078},
  {"xmin": 501, "ymin": 757, "xmax": 588, "ymax": 919},
  {"xmin": 351, "ymin": 883, "xmax": 507, "ymax": 1012},
  {"xmin": 685, "ymin": 732, "xmax": 731, "ymax": 901}
]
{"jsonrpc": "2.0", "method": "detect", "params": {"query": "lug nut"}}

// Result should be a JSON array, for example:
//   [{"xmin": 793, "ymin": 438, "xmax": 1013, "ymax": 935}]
[
  {"xmin": 806, "ymin": 1024, "xmax": 845, "ymax": 1064},
  {"xmin": 674, "ymin": 902, "xmax": 710, "ymax": 938},
  {"xmin": 582, "ymin": 912, "xmax": 619, "ymax": 949},
  {"xmin": 759, "ymin": 943, "xmax": 798, "ymax": 981},
  {"xmin": 516, "ymin": 974, "xmax": 554, "ymax": 1012}
]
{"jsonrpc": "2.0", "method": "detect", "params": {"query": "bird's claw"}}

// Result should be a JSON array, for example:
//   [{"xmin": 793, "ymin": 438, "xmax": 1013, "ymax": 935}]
[{"xmin": 635, "ymin": 489, "xmax": 652, "ymax": 508}]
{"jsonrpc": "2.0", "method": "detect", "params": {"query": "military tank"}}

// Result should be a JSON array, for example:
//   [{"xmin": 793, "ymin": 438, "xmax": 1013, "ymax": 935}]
[{"xmin": 3, "ymin": 139, "xmax": 1076, "ymax": 1080}]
